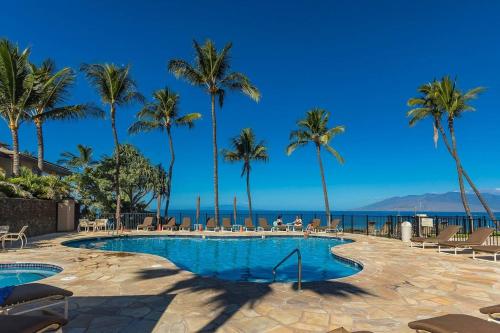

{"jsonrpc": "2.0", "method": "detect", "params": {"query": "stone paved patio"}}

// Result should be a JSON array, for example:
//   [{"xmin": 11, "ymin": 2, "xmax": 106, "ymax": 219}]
[{"xmin": 0, "ymin": 231, "xmax": 499, "ymax": 332}]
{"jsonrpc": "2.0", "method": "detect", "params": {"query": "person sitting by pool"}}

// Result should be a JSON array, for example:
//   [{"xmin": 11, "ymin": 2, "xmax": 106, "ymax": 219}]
[
  {"xmin": 293, "ymin": 216, "xmax": 303, "ymax": 230},
  {"xmin": 273, "ymin": 215, "xmax": 283, "ymax": 227}
]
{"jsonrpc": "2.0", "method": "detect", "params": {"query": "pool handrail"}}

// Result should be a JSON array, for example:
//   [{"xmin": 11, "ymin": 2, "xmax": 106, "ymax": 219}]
[{"xmin": 272, "ymin": 248, "xmax": 302, "ymax": 291}]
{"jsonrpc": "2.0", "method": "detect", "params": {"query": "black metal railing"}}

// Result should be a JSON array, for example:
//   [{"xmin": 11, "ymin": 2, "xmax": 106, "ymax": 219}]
[{"xmin": 92, "ymin": 211, "xmax": 499, "ymax": 245}]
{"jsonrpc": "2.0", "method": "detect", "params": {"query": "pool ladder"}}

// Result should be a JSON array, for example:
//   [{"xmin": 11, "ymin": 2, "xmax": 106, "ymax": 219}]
[{"xmin": 272, "ymin": 248, "xmax": 302, "ymax": 291}]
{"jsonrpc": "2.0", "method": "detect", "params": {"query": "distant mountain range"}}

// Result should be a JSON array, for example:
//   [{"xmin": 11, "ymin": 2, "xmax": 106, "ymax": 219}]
[{"xmin": 357, "ymin": 191, "xmax": 500, "ymax": 212}]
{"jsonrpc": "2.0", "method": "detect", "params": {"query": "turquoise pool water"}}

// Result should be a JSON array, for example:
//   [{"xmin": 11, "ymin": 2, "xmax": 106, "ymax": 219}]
[
  {"xmin": 66, "ymin": 236, "xmax": 361, "ymax": 282},
  {"xmin": 0, "ymin": 264, "xmax": 62, "ymax": 287}
]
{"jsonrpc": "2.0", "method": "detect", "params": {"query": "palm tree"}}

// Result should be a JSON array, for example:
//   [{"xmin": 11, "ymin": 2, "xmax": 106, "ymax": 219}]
[
  {"xmin": 58, "ymin": 144, "xmax": 98, "ymax": 171},
  {"xmin": 28, "ymin": 59, "xmax": 103, "ymax": 174},
  {"xmin": 0, "ymin": 39, "xmax": 36, "ymax": 176},
  {"xmin": 286, "ymin": 108, "xmax": 345, "ymax": 226},
  {"xmin": 222, "ymin": 128, "xmax": 268, "ymax": 222},
  {"xmin": 128, "ymin": 88, "xmax": 201, "ymax": 221},
  {"xmin": 407, "ymin": 77, "xmax": 493, "ymax": 223},
  {"xmin": 81, "ymin": 63, "xmax": 143, "ymax": 229},
  {"xmin": 168, "ymin": 39, "xmax": 260, "ymax": 225}
]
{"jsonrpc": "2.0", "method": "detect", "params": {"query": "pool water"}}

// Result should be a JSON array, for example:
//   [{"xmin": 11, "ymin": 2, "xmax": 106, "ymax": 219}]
[
  {"xmin": 67, "ymin": 236, "xmax": 361, "ymax": 282},
  {"xmin": 0, "ymin": 264, "xmax": 62, "ymax": 287}
]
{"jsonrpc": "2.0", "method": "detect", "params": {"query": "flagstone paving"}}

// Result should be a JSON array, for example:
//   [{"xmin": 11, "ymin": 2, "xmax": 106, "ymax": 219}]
[{"xmin": 0, "ymin": 231, "xmax": 499, "ymax": 332}]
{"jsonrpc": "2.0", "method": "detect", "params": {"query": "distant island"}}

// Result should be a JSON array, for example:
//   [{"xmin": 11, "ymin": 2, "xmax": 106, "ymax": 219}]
[{"xmin": 357, "ymin": 191, "xmax": 500, "ymax": 212}]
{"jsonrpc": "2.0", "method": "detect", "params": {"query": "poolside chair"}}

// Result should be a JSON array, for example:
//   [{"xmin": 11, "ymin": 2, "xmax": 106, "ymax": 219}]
[
  {"xmin": 410, "ymin": 225, "xmax": 461, "ymax": 249},
  {"xmin": 77, "ymin": 219, "xmax": 90, "ymax": 232},
  {"xmin": 472, "ymin": 245, "xmax": 500, "ymax": 262},
  {"xmin": 325, "ymin": 219, "xmax": 343, "ymax": 234},
  {"xmin": 257, "ymin": 218, "xmax": 272, "ymax": 231},
  {"xmin": 408, "ymin": 314, "xmax": 499, "ymax": 333},
  {"xmin": 0, "ymin": 283, "xmax": 73, "ymax": 319},
  {"xmin": 136, "ymin": 216, "xmax": 155, "ymax": 231},
  {"xmin": 162, "ymin": 217, "xmax": 177, "ymax": 231},
  {"xmin": 94, "ymin": 218, "xmax": 108, "ymax": 231},
  {"xmin": 179, "ymin": 217, "xmax": 191, "ymax": 231},
  {"xmin": 438, "ymin": 227, "xmax": 494, "ymax": 255},
  {"xmin": 221, "ymin": 218, "xmax": 233, "ymax": 231},
  {"xmin": 1, "ymin": 225, "xmax": 28, "ymax": 249},
  {"xmin": 367, "ymin": 221, "xmax": 377, "ymax": 235},
  {"xmin": 205, "ymin": 218, "xmax": 219, "ymax": 231},
  {"xmin": 0, "ymin": 313, "xmax": 68, "ymax": 333},
  {"xmin": 243, "ymin": 218, "xmax": 256, "ymax": 231},
  {"xmin": 480, "ymin": 304, "xmax": 500, "ymax": 321}
]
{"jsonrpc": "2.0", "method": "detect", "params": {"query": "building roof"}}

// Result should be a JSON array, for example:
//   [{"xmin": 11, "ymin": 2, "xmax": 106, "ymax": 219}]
[{"xmin": 0, "ymin": 145, "xmax": 72, "ymax": 176}]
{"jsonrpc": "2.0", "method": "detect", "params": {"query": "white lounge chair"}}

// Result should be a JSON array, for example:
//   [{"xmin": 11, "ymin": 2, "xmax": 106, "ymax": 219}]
[{"xmin": 1, "ymin": 225, "xmax": 28, "ymax": 249}]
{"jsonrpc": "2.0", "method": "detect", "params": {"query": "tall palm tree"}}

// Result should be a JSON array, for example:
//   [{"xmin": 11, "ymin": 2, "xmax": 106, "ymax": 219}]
[
  {"xmin": 0, "ymin": 39, "xmax": 36, "ymax": 176},
  {"xmin": 168, "ymin": 39, "xmax": 260, "ymax": 225},
  {"xmin": 222, "ymin": 128, "xmax": 268, "ymax": 222},
  {"xmin": 128, "ymin": 88, "xmax": 201, "ymax": 220},
  {"xmin": 58, "ymin": 144, "xmax": 97, "ymax": 171},
  {"xmin": 28, "ymin": 59, "xmax": 103, "ymax": 174},
  {"xmin": 286, "ymin": 108, "xmax": 345, "ymax": 226},
  {"xmin": 407, "ymin": 77, "xmax": 493, "ymax": 223},
  {"xmin": 81, "ymin": 63, "xmax": 143, "ymax": 229}
]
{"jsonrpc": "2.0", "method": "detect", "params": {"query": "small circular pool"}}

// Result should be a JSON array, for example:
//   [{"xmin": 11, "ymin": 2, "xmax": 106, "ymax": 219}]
[
  {"xmin": 65, "ymin": 236, "xmax": 361, "ymax": 282},
  {"xmin": 0, "ymin": 263, "xmax": 62, "ymax": 287}
]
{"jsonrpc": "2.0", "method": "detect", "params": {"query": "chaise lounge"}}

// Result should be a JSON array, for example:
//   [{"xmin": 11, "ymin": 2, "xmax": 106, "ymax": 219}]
[
  {"xmin": 244, "ymin": 218, "xmax": 256, "ymax": 231},
  {"xmin": 179, "ymin": 217, "xmax": 191, "ymax": 231},
  {"xmin": 205, "ymin": 218, "xmax": 219, "ymax": 231},
  {"xmin": 408, "ymin": 313, "xmax": 499, "ymax": 333},
  {"xmin": 438, "ymin": 227, "xmax": 494, "ymax": 255},
  {"xmin": 257, "ymin": 218, "xmax": 272, "ymax": 231},
  {"xmin": 471, "ymin": 245, "xmax": 500, "ymax": 262},
  {"xmin": 480, "ymin": 304, "xmax": 500, "ymax": 321},
  {"xmin": 410, "ymin": 225, "xmax": 461, "ymax": 249},
  {"xmin": 1, "ymin": 225, "xmax": 28, "ymax": 249},
  {"xmin": 0, "ymin": 283, "xmax": 73, "ymax": 319},
  {"xmin": 221, "ymin": 218, "xmax": 233, "ymax": 231},
  {"xmin": 162, "ymin": 217, "xmax": 177, "ymax": 231},
  {"xmin": 0, "ymin": 313, "xmax": 68, "ymax": 333},
  {"xmin": 137, "ymin": 216, "xmax": 155, "ymax": 231},
  {"xmin": 325, "ymin": 219, "xmax": 343, "ymax": 234}
]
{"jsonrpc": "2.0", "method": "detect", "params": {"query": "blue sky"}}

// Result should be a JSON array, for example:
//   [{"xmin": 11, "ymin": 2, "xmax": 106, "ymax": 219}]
[{"xmin": 2, "ymin": 0, "xmax": 500, "ymax": 210}]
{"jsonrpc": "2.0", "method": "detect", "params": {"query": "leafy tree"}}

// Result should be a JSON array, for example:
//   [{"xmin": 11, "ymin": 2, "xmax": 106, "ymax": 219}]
[
  {"xmin": 58, "ymin": 144, "xmax": 98, "ymax": 172},
  {"xmin": 81, "ymin": 63, "xmax": 143, "ymax": 228},
  {"xmin": 168, "ymin": 40, "xmax": 260, "ymax": 225},
  {"xmin": 129, "ymin": 88, "xmax": 200, "ymax": 220},
  {"xmin": 286, "ymin": 108, "xmax": 345, "ymax": 226},
  {"xmin": 222, "ymin": 128, "xmax": 268, "ymax": 222},
  {"xmin": 72, "ymin": 144, "xmax": 158, "ymax": 215},
  {"xmin": 407, "ymin": 77, "xmax": 493, "ymax": 222},
  {"xmin": 27, "ymin": 60, "xmax": 103, "ymax": 173},
  {"xmin": 0, "ymin": 39, "xmax": 36, "ymax": 176}
]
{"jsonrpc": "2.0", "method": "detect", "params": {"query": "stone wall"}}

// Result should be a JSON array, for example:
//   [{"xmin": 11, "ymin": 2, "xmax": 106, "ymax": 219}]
[{"xmin": 0, "ymin": 198, "xmax": 58, "ymax": 236}]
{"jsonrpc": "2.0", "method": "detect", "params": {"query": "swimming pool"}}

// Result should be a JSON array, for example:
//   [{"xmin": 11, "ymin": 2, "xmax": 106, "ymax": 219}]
[
  {"xmin": 0, "ymin": 263, "xmax": 62, "ymax": 287},
  {"xmin": 66, "ymin": 236, "xmax": 361, "ymax": 282}
]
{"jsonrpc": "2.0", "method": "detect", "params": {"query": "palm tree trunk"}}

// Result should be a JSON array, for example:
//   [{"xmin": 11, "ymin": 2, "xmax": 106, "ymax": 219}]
[
  {"xmin": 164, "ymin": 126, "xmax": 175, "ymax": 223},
  {"xmin": 35, "ymin": 120, "xmax": 44, "ymax": 174},
  {"xmin": 316, "ymin": 144, "xmax": 331, "ymax": 227},
  {"xmin": 245, "ymin": 164, "xmax": 253, "ymax": 223},
  {"xmin": 9, "ymin": 123, "xmax": 20, "ymax": 177},
  {"xmin": 156, "ymin": 193, "xmax": 162, "ymax": 227},
  {"xmin": 110, "ymin": 105, "xmax": 121, "ymax": 230},
  {"xmin": 211, "ymin": 94, "xmax": 220, "ymax": 226},
  {"xmin": 436, "ymin": 120, "xmax": 495, "ymax": 221},
  {"xmin": 448, "ymin": 119, "xmax": 473, "ymax": 225}
]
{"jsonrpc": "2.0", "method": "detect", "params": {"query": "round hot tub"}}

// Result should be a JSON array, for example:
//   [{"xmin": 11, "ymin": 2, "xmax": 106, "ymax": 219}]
[{"xmin": 0, "ymin": 263, "xmax": 62, "ymax": 287}]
